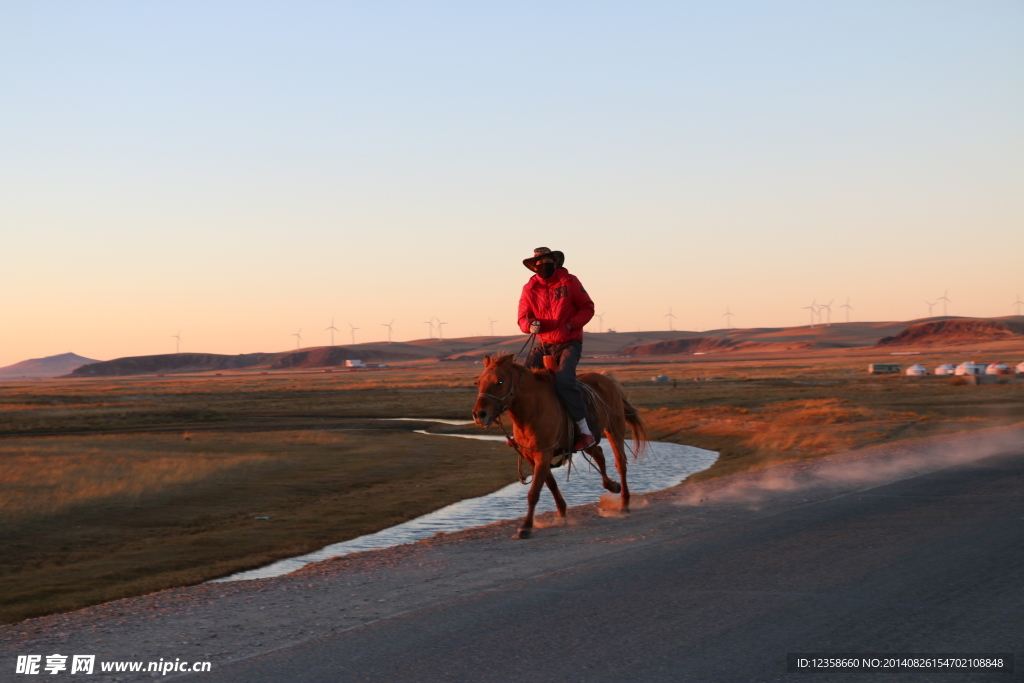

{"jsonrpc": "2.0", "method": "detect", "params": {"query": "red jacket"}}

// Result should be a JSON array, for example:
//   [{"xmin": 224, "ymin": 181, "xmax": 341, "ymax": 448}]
[{"xmin": 518, "ymin": 268, "xmax": 595, "ymax": 344}]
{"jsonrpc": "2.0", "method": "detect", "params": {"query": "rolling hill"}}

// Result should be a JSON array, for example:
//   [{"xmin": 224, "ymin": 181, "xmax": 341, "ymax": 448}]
[
  {"xmin": 6, "ymin": 315, "xmax": 1017, "ymax": 379},
  {"xmin": 877, "ymin": 318, "xmax": 1024, "ymax": 347},
  {"xmin": 620, "ymin": 337, "xmax": 823, "ymax": 356},
  {"xmin": 0, "ymin": 353, "xmax": 100, "ymax": 380}
]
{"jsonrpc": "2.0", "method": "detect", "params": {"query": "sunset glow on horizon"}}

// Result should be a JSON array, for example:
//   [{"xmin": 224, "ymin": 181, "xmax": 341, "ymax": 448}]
[{"xmin": 2, "ymin": 2, "xmax": 1021, "ymax": 367}]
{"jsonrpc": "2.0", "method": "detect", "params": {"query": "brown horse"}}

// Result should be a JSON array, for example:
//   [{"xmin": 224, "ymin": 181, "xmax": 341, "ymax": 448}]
[{"xmin": 472, "ymin": 353, "xmax": 649, "ymax": 539}]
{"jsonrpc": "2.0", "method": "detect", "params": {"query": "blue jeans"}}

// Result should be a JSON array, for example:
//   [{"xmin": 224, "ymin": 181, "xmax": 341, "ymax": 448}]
[{"xmin": 525, "ymin": 341, "xmax": 586, "ymax": 422}]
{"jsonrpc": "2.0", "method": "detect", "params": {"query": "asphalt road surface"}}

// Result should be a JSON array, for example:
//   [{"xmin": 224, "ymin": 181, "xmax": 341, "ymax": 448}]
[{"xmin": 183, "ymin": 448, "xmax": 1024, "ymax": 683}]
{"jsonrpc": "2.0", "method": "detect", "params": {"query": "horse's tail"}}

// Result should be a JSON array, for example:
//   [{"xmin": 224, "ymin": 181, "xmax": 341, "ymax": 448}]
[
  {"xmin": 622, "ymin": 396, "xmax": 650, "ymax": 461},
  {"xmin": 601, "ymin": 371, "xmax": 650, "ymax": 460}
]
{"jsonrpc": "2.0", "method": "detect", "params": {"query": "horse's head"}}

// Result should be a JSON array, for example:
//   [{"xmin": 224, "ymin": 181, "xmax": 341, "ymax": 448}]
[{"xmin": 473, "ymin": 353, "xmax": 517, "ymax": 427}]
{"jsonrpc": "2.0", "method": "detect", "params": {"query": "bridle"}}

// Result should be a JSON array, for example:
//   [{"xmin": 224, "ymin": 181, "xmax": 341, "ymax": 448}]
[
  {"xmin": 477, "ymin": 362, "xmax": 536, "ymax": 483},
  {"xmin": 475, "ymin": 332, "xmax": 536, "ymax": 420},
  {"xmin": 477, "ymin": 363, "xmax": 524, "ymax": 420}
]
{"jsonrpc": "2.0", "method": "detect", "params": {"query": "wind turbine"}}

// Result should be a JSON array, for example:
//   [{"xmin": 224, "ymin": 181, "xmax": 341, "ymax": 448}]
[
  {"xmin": 423, "ymin": 320, "xmax": 434, "ymax": 339},
  {"xmin": 925, "ymin": 301, "xmax": 935, "ymax": 317},
  {"xmin": 595, "ymin": 311, "xmax": 605, "ymax": 333},
  {"xmin": 292, "ymin": 329, "xmax": 303, "ymax": 350},
  {"xmin": 840, "ymin": 298, "xmax": 853, "ymax": 323},
  {"xmin": 819, "ymin": 300, "xmax": 833, "ymax": 326},
  {"xmin": 325, "ymin": 318, "xmax": 339, "ymax": 346},
  {"xmin": 664, "ymin": 307, "xmax": 677, "ymax": 332},
  {"xmin": 171, "ymin": 330, "xmax": 182, "ymax": 354},
  {"xmin": 802, "ymin": 300, "xmax": 818, "ymax": 327},
  {"xmin": 348, "ymin": 323, "xmax": 360, "ymax": 345},
  {"xmin": 722, "ymin": 307, "xmax": 735, "ymax": 330},
  {"xmin": 1013, "ymin": 294, "xmax": 1023, "ymax": 316},
  {"xmin": 381, "ymin": 319, "xmax": 394, "ymax": 344},
  {"xmin": 938, "ymin": 290, "xmax": 952, "ymax": 316},
  {"xmin": 437, "ymin": 320, "xmax": 448, "ymax": 340},
  {"xmin": 487, "ymin": 317, "xmax": 498, "ymax": 336}
]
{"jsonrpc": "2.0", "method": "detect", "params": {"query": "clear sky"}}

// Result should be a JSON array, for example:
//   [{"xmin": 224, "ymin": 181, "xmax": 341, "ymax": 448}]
[{"xmin": 2, "ymin": 1, "xmax": 1022, "ymax": 365}]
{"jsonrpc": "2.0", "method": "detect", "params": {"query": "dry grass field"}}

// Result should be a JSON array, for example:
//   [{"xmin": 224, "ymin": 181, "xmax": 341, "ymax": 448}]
[
  {"xmin": 1, "ymin": 343, "xmax": 1022, "ymax": 624},
  {"xmin": 0, "ymin": 426, "xmax": 512, "ymax": 624}
]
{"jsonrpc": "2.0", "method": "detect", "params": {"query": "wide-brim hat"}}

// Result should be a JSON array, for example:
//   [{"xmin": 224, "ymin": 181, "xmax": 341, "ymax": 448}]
[{"xmin": 523, "ymin": 247, "xmax": 565, "ymax": 272}]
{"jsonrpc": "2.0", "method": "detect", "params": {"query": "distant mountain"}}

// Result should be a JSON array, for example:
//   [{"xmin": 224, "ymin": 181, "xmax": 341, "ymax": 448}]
[
  {"xmin": 619, "ymin": 337, "xmax": 824, "ymax": 356},
  {"xmin": 69, "ymin": 346, "xmax": 430, "ymax": 377},
  {"xmin": 0, "ymin": 353, "xmax": 101, "ymax": 380},
  {"xmin": 70, "ymin": 352, "xmax": 275, "ymax": 377},
  {"xmin": 877, "ymin": 318, "xmax": 1024, "ymax": 347},
  {"xmin": 62, "ymin": 322, "xmax": 907, "ymax": 377},
  {"xmin": 40, "ymin": 316, "xmax": 1024, "ymax": 379}
]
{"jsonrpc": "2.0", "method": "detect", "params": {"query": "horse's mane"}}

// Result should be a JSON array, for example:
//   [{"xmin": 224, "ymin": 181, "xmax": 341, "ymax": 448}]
[
  {"xmin": 490, "ymin": 352, "xmax": 551, "ymax": 382},
  {"xmin": 528, "ymin": 367, "xmax": 553, "ymax": 382}
]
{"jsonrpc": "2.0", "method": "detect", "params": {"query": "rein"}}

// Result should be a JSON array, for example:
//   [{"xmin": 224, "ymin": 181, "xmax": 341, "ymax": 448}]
[
  {"xmin": 475, "ymin": 333, "xmax": 574, "ymax": 484},
  {"xmin": 476, "ymin": 332, "xmax": 582, "ymax": 484},
  {"xmin": 496, "ymin": 416, "xmax": 533, "ymax": 485},
  {"xmin": 513, "ymin": 332, "xmax": 536, "ymax": 361}
]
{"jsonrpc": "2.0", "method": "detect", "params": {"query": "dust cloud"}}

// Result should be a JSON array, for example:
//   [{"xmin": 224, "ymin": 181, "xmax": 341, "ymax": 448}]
[{"xmin": 673, "ymin": 424, "xmax": 1024, "ymax": 508}]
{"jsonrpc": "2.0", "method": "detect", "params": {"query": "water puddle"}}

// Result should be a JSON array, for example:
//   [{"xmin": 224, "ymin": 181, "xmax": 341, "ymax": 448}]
[{"xmin": 215, "ymin": 421, "xmax": 717, "ymax": 582}]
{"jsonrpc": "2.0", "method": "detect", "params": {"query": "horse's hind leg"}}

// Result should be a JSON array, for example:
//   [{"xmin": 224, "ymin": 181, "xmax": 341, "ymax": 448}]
[
  {"xmin": 515, "ymin": 458, "xmax": 550, "ymax": 539},
  {"xmin": 584, "ymin": 444, "xmax": 621, "ymax": 494},
  {"xmin": 607, "ymin": 433, "xmax": 631, "ymax": 512},
  {"xmin": 544, "ymin": 473, "xmax": 568, "ymax": 526}
]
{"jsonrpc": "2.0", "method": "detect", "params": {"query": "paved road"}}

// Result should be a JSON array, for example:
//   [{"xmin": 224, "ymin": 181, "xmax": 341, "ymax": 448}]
[{"xmin": 185, "ymin": 449, "xmax": 1024, "ymax": 682}]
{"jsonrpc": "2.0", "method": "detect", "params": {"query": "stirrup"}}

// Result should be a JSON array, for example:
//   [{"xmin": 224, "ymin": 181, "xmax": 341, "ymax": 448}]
[{"xmin": 550, "ymin": 450, "xmax": 572, "ymax": 469}]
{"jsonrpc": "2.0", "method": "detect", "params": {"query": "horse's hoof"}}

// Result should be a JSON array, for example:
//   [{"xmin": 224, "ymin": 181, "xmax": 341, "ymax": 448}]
[
  {"xmin": 513, "ymin": 528, "xmax": 532, "ymax": 539},
  {"xmin": 605, "ymin": 481, "xmax": 622, "ymax": 494}
]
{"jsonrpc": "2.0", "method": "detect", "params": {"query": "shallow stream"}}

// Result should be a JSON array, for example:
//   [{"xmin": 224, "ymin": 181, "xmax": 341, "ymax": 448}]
[{"xmin": 216, "ymin": 422, "xmax": 717, "ymax": 581}]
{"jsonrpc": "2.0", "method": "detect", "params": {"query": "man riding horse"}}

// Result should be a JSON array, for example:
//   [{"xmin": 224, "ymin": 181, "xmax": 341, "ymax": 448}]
[{"xmin": 518, "ymin": 247, "xmax": 596, "ymax": 451}]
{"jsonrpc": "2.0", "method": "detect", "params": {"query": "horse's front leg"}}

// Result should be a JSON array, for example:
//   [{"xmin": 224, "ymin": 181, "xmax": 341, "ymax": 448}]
[{"xmin": 514, "ymin": 455, "xmax": 551, "ymax": 539}]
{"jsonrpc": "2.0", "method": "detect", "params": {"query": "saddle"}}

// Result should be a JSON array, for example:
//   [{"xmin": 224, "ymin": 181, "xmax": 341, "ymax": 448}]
[{"xmin": 549, "ymin": 380, "xmax": 602, "ymax": 468}]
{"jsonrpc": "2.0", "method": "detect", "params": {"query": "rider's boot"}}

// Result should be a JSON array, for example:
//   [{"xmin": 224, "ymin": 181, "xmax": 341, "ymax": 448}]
[{"xmin": 574, "ymin": 418, "xmax": 596, "ymax": 450}]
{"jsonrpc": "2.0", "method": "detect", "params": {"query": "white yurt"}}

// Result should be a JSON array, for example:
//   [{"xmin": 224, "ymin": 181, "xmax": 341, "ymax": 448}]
[
  {"xmin": 955, "ymin": 361, "xmax": 984, "ymax": 376},
  {"xmin": 906, "ymin": 364, "xmax": 928, "ymax": 376},
  {"xmin": 986, "ymin": 362, "xmax": 1010, "ymax": 375},
  {"xmin": 1018, "ymin": 361, "xmax": 1024, "ymax": 374},
  {"xmin": 935, "ymin": 364, "xmax": 955, "ymax": 376}
]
